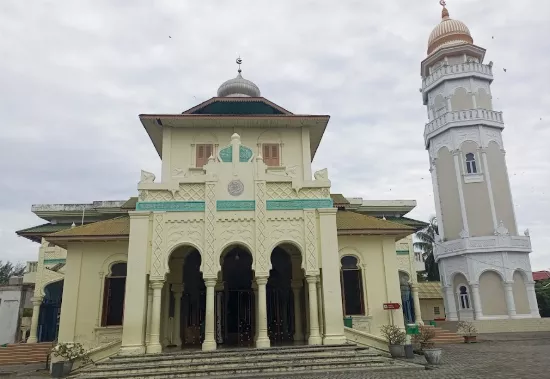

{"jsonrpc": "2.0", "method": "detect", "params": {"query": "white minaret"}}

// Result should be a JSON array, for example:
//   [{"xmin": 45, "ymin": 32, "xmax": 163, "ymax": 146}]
[{"xmin": 422, "ymin": 3, "xmax": 540, "ymax": 321}]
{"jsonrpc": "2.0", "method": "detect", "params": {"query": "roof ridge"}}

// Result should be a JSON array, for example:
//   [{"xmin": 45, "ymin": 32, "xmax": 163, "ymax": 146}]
[{"xmin": 48, "ymin": 215, "xmax": 129, "ymax": 236}]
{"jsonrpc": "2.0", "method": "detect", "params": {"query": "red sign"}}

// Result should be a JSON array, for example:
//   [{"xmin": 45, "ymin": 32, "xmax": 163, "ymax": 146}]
[{"xmin": 383, "ymin": 303, "xmax": 401, "ymax": 310}]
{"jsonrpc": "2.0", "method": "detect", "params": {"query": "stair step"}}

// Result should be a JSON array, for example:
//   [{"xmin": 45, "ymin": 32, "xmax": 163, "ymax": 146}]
[{"xmin": 77, "ymin": 357, "xmax": 421, "ymax": 379}]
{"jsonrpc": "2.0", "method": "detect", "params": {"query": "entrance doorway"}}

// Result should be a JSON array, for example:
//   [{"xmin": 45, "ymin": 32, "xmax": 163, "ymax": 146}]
[
  {"xmin": 221, "ymin": 247, "xmax": 254, "ymax": 346},
  {"xmin": 181, "ymin": 250, "xmax": 205, "ymax": 347},
  {"xmin": 267, "ymin": 248, "xmax": 293, "ymax": 344},
  {"xmin": 38, "ymin": 280, "xmax": 63, "ymax": 342}
]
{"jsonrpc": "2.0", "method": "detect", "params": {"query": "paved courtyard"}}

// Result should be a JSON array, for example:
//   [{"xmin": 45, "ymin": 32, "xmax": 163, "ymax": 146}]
[{"xmin": 1, "ymin": 332, "xmax": 549, "ymax": 378}]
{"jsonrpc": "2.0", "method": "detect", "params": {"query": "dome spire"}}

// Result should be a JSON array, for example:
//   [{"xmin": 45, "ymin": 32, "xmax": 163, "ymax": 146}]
[
  {"xmin": 440, "ymin": 0, "xmax": 450, "ymax": 19},
  {"xmin": 217, "ymin": 57, "xmax": 261, "ymax": 97}
]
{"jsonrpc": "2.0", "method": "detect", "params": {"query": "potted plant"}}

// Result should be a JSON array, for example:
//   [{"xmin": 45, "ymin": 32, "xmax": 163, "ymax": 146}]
[
  {"xmin": 380, "ymin": 325, "xmax": 406, "ymax": 358},
  {"xmin": 457, "ymin": 321, "xmax": 478, "ymax": 343},
  {"xmin": 417, "ymin": 326, "xmax": 442, "ymax": 365},
  {"xmin": 51, "ymin": 342, "xmax": 91, "ymax": 377}
]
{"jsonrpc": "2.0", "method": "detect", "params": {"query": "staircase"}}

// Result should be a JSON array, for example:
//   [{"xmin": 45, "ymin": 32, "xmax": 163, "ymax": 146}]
[
  {"xmin": 74, "ymin": 344, "xmax": 423, "ymax": 378},
  {"xmin": 0, "ymin": 343, "xmax": 52, "ymax": 365},
  {"xmin": 426, "ymin": 326, "xmax": 464, "ymax": 344}
]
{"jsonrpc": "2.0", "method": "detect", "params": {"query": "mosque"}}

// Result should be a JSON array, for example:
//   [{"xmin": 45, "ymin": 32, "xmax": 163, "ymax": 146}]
[{"xmin": 15, "ymin": 2, "xmax": 545, "ymax": 363}]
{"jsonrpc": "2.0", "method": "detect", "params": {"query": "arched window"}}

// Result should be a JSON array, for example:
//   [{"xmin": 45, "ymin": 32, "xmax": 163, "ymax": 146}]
[
  {"xmin": 340, "ymin": 256, "xmax": 364, "ymax": 315},
  {"xmin": 458, "ymin": 285, "xmax": 471, "ymax": 310},
  {"xmin": 465, "ymin": 153, "xmax": 477, "ymax": 174},
  {"xmin": 101, "ymin": 263, "xmax": 127, "ymax": 326}
]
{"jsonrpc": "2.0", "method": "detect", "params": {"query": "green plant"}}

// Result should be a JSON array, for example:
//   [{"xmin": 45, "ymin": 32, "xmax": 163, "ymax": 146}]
[
  {"xmin": 413, "ymin": 217, "xmax": 440, "ymax": 281},
  {"xmin": 380, "ymin": 325, "xmax": 406, "ymax": 345},
  {"xmin": 52, "ymin": 343, "xmax": 90, "ymax": 363},
  {"xmin": 457, "ymin": 321, "xmax": 477, "ymax": 336},
  {"xmin": 413, "ymin": 326, "xmax": 436, "ymax": 349}
]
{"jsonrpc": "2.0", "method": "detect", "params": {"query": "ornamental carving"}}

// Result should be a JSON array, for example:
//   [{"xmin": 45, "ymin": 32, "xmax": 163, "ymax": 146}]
[
  {"xmin": 228, "ymin": 180, "xmax": 245, "ymax": 196},
  {"xmin": 484, "ymin": 129, "xmax": 503, "ymax": 149},
  {"xmin": 255, "ymin": 181, "xmax": 268, "ymax": 274},
  {"xmin": 268, "ymin": 219, "xmax": 304, "ymax": 251},
  {"xmin": 453, "ymin": 128, "xmax": 480, "ymax": 148},
  {"xmin": 266, "ymin": 182, "xmax": 330, "ymax": 200},
  {"xmin": 151, "ymin": 214, "xmax": 165, "ymax": 279},
  {"xmin": 218, "ymin": 219, "xmax": 254, "ymax": 251},
  {"xmin": 304, "ymin": 210, "xmax": 319, "ymax": 275},
  {"xmin": 203, "ymin": 183, "xmax": 217, "ymax": 277},
  {"xmin": 429, "ymin": 133, "xmax": 452, "ymax": 157},
  {"xmin": 165, "ymin": 220, "xmax": 204, "ymax": 252},
  {"xmin": 139, "ymin": 184, "xmax": 205, "ymax": 202}
]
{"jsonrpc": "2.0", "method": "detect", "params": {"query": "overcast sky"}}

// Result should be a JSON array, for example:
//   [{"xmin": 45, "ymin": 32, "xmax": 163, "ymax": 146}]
[{"xmin": 1, "ymin": 0, "xmax": 549, "ymax": 270}]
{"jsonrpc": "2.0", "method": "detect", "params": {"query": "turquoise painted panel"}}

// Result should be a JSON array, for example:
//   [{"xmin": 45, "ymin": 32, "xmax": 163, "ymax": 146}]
[
  {"xmin": 396, "ymin": 250, "xmax": 410, "ymax": 255},
  {"xmin": 136, "ymin": 201, "xmax": 205, "ymax": 212},
  {"xmin": 217, "ymin": 200, "xmax": 255, "ymax": 211},
  {"xmin": 44, "ymin": 258, "xmax": 66, "ymax": 264},
  {"xmin": 266, "ymin": 199, "xmax": 333, "ymax": 210},
  {"xmin": 219, "ymin": 146, "xmax": 232, "ymax": 162},
  {"xmin": 239, "ymin": 146, "xmax": 253, "ymax": 162}
]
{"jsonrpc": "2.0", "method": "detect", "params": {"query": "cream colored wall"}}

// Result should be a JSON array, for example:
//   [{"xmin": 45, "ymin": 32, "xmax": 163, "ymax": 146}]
[
  {"xmin": 487, "ymin": 141, "xmax": 517, "ymax": 235},
  {"xmin": 58, "ymin": 241, "xmax": 128, "ymax": 350},
  {"xmin": 461, "ymin": 141, "xmax": 493, "ymax": 237},
  {"xmin": 479, "ymin": 271, "xmax": 507, "ymax": 316},
  {"xmin": 436, "ymin": 147, "xmax": 463, "ymax": 240},
  {"xmin": 512, "ymin": 271, "xmax": 530, "ymax": 315},
  {"xmin": 477, "ymin": 88, "xmax": 493, "ymax": 110},
  {"xmin": 420, "ymin": 299, "xmax": 445, "ymax": 321},
  {"xmin": 165, "ymin": 127, "xmax": 306, "ymax": 181},
  {"xmin": 338, "ymin": 235, "xmax": 404, "ymax": 335},
  {"xmin": 451, "ymin": 87, "xmax": 474, "ymax": 111},
  {"xmin": 472, "ymin": 318, "xmax": 550, "ymax": 333}
]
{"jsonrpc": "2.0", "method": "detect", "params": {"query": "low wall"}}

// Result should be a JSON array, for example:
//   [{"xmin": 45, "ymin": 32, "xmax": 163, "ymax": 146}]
[
  {"xmin": 344, "ymin": 327, "xmax": 389, "ymax": 352},
  {"xmin": 472, "ymin": 318, "xmax": 550, "ymax": 334}
]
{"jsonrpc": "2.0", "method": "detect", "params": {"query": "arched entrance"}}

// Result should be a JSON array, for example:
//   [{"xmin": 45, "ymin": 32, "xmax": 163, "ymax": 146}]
[
  {"xmin": 39, "ymin": 280, "xmax": 63, "ymax": 342},
  {"xmin": 221, "ymin": 246, "xmax": 254, "ymax": 346},
  {"xmin": 181, "ymin": 249, "xmax": 205, "ymax": 347},
  {"xmin": 267, "ymin": 247, "xmax": 293, "ymax": 344}
]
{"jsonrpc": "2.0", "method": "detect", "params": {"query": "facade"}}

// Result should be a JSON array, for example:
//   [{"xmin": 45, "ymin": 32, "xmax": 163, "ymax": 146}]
[
  {"xmin": 422, "ymin": 6, "xmax": 540, "ymax": 321},
  {"xmin": 16, "ymin": 68, "xmax": 429, "ymax": 357}
]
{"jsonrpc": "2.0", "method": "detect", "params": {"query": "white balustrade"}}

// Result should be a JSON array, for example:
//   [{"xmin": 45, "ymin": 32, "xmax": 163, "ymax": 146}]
[
  {"xmin": 435, "ymin": 235, "xmax": 531, "ymax": 260},
  {"xmin": 423, "ymin": 62, "xmax": 493, "ymax": 89},
  {"xmin": 424, "ymin": 109, "xmax": 504, "ymax": 142}
]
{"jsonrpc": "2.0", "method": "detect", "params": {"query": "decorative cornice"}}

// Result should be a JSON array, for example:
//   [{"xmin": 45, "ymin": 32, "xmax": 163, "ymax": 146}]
[
  {"xmin": 267, "ymin": 198, "xmax": 333, "ymax": 210},
  {"xmin": 136, "ymin": 201, "xmax": 205, "ymax": 212}
]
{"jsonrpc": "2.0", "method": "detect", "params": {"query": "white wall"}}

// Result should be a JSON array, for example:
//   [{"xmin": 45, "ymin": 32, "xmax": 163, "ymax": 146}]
[{"xmin": 0, "ymin": 287, "xmax": 22, "ymax": 344}]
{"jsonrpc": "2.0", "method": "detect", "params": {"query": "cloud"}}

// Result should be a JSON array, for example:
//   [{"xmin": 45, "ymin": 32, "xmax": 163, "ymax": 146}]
[{"xmin": 1, "ymin": 0, "xmax": 549, "ymax": 270}]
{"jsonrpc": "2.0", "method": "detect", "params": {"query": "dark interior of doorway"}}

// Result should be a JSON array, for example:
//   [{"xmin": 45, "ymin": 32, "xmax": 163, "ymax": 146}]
[
  {"xmin": 267, "ymin": 247, "xmax": 294, "ymax": 345},
  {"xmin": 38, "ymin": 280, "xmax": 63, "ymax": 342}
]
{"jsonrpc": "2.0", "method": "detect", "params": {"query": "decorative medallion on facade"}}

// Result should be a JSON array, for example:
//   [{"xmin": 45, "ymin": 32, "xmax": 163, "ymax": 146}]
[
  {"xmin": 219, "ymin": 145, "xmax": 232, "ymax": 162},
  {"xmin": 227, "ymin": 180, "xmax": 245, "ymax": 196}
]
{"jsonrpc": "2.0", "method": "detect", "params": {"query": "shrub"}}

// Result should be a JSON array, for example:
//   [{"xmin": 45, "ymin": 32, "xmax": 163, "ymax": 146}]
[
  {"xmin": 52, "ymin": 343, "xmax": 90, "ymax": 363},
  {"xmin": 413, "ymin": 326, "xmax": 436, "ymax": 349},
  {"xmin": 457, "ymin": 321, "xmax": 478, "ymax": 336},
  {"xmin": 380, "ymin": 325, "xmax": 406, "ymax": 345}
]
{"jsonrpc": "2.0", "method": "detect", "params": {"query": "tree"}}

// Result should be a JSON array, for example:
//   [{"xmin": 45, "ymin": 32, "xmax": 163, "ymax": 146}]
[
  {"xmin": 0, "ymin": 261, "xmax": 25, "ymax": 285},
  {"xmin": 414, "ymin": 216, "xmax": 440, "ymax": 282},
  {"xmin": 535, "ymin": 279, "xmax": 550, "ymax": 317}
]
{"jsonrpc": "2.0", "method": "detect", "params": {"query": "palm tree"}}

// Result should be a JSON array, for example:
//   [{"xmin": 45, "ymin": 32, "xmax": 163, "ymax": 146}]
[{"xmin": 414, "ymin": 217, "xmax": 440, "ymax": 282}]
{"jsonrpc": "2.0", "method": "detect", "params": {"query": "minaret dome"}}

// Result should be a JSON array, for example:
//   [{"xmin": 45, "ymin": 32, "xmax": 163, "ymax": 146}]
[
  {"xmin": 217, "ymin": 58, "xmax": 261, "ymax": 97},
  {"xmin": 427, "ymin": 6, "xmax": 473, "ymax": 55}
]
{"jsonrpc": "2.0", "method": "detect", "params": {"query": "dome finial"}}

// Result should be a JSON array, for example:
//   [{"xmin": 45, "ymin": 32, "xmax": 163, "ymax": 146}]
[
  {"xmin": 440, "ymin": 0, "xmax": 450, "ymax": 19},
  {"xmin": 236, "ymin": 56, "xmax": 242, "ymax": 74}
]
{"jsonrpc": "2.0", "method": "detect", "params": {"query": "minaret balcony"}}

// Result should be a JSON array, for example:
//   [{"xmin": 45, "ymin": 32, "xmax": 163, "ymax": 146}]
[
  {"xmin": 422, "ymin": 62, "xmax": 493, "ymax": 97},
  {"xmin": 424, "ymin": 108, "xmax": 504, "ymax": 146},
  {"xmin": 434, "ymin": 235, "xmax": 531, "ymax": 261}
]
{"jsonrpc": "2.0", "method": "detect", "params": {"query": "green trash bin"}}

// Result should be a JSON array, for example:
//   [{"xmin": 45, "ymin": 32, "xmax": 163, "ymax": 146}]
[
  {"xmin": 406, "ymin": 324, "xmax": 419, "ymax": 335},
  {"xmin": 430, "ymin": 320, "xmax": 437, "ymax": 327},
  {"xmin": 344, "ymin": 316, "xmax": 353, "ymax": 328}
]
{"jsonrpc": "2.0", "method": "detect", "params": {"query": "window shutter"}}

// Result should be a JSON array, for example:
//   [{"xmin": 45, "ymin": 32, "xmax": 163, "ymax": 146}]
[
  {"xmin": 263, "ymin": 144, "xmax": 279, "ymax": 166},
  {"xmin": 196, "ymin": 144, "xmax": 213, "ymax": 168}
]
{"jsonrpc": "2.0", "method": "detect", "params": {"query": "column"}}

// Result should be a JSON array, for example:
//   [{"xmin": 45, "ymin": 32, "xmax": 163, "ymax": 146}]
[
  {"xmin": 316, "ymin": 279, "xmax": 325, "ymax": 338},
  {"xmin": 162, "ymin": 284, "xmax": 171, "ymax": 346},
  {"xmin": 470, "ymin": 283, "xmax": 483, "ymax": 320},
  {"xmin": 120, "ymin": 212, "xmax": 150, "ymax": 355},
  {"xmin": 481, "ymin": 148, "xmax": 498, "ymax": 230},
  {"xmin": 255, "ymin": 277, "xmax": 270, "ymax": 348},
  {"xmin": 503, "ymin": 282, "xmax": 517, "ymax": 318},
  {"xmin": 146, "ymin": 281, "xmax": 164, "ymax": 354},
  {"xmin": 410, "ymin": 284, "xmax": 424, "ymax": 325},
  {"xmin": 27, "ymin": 296, "xmax": 43, "ymax": 343},
  {"xmin": 291, "ymin": 281, "xmax": 304, "ymax": 341},
  {"xmin": 172, "ymin": 284, "xmax": 184, "ymax": 347},
  {"xmin": 317, "ymin": 208, "xmax": 346, "ymax": 345},
  {"xmin": 452, "ymin": 150, "xmax": 470, "ymax": 236},
  {"xmin": 444, "ymin": 286, "xmax": 458, "ymax": 321},
  {"xmin": 306, "ymin": 276, "xmax": 322, "ymax": 345},
  {"xmin": 252, "ymin": 281, "xmax": 259, "ymax": 341},
  {"xmin": 526, "ymin": 282, "xmax": 541, "ymax": 318},
  {"xmin": 202, "ymin": 278, "xmax": 217, "ymax": 351},
  {"xmin": 145, "ymin": 285, "xmax": 153, "ymax": 344}
]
